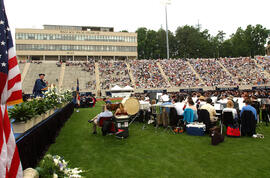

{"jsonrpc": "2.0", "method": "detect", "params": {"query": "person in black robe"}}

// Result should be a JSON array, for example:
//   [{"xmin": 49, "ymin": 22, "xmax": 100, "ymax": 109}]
[{"xmin": 33, "ymin": 74, "xmax": 48, "ymax": 98}]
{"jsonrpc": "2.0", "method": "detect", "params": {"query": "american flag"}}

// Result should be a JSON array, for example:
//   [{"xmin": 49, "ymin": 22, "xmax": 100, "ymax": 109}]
[
  {"xmin": 0, "ymin": 0, "xmax": 23, "ymax": 177},
  {"xmin": 76, "ymin": 78, "xmax": 80, "ymax": 104}
]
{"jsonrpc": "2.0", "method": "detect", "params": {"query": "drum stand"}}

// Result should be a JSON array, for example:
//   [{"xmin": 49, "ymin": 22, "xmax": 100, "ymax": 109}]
[
  {"xmin": 129, "ymin": 112, "xmax": 140, "ymax": 126},
  {"xmin": 142, "ymin": 110, "xmax": 148, "ymax": 130}
]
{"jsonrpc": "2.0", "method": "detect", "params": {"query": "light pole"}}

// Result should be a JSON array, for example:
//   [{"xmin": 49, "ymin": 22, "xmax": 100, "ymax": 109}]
[{"xmin": 164, "ymin": 0, "xmax": 171, "ymax": 59}]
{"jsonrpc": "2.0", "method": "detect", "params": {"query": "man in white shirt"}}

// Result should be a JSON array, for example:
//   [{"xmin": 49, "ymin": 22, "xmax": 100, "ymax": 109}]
[
  {"xmin": 174, "ymin": 95, "xmax": 185, "ymax": 116},
  {"xmin": 161, "ymin": 92, "xmax": 170, "ymax": 102},
  {"xmin": 217, "ymin": 95, "xmax": 228, "ymax": 104},
  {"xmin": 88, "ymin": 104, "xmax": 113, "ymax": 134}
]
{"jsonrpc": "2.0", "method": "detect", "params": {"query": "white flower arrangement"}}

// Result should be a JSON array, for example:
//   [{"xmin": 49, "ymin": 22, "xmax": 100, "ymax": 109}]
[
  {"xmin": 52, "ymin": 155, "xmax": 84, "ymax": 178},
  {"xmin": 43, "ymin": 86, "xmax": 72, "ymax": 108},
  {"xmin": 37, "ymin": 154, "xmax": 85, "ymax": 178}
]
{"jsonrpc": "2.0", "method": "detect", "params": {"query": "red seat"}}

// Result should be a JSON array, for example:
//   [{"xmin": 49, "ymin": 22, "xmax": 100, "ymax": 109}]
[{"xmin": 98, "ymin": 117, "xmax": 115, "ymax": 133}]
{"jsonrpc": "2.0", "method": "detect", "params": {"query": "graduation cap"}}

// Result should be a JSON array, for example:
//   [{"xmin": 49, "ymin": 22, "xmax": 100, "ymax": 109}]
[{"xmin": 39, "ymin": 73, "xmax": 45, "ymax": 76}]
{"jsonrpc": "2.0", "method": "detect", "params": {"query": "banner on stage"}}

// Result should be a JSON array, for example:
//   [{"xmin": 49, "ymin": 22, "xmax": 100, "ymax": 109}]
[
  {"xmin": 252, "ymin": 86, "xmax": 270, "ymax": 90},
  {"xmin": 216, "ymin": 86, "xmax": 239, "ymax": 91},
  {"xmin": 180, "ymin": 88, "xmax": 203, "ymax": 92},
  {"xmin": 144, "ymin": 90, "xmax": 167, "ymax": 93}
]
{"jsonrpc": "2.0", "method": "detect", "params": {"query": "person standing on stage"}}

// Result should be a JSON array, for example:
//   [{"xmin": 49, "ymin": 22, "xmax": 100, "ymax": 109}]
[{"xmin": 33, "ymin": 73, "xmax": 48, "ymax": 98}]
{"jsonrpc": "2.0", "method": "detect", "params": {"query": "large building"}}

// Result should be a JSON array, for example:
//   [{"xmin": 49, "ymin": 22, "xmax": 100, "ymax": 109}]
[{"xmin": 15, "ymin": 25, "xmax": 138, "ymax": 61}]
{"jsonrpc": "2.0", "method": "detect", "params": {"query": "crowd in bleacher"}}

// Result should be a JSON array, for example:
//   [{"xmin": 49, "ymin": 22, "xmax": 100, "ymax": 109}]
[
  {"xmin": 65, "ymin": 61, "xmax": 95, "ymax": 76},
  {"xmin": 129, "ymin": 59, "xmax": 170, "ymax": 89},
  {"xmin": 64, "ymin": 60, "xmax": 96, "ymax": 90},
  {"xmin": 20, "ymin": 57, "xmax": 270, "ymax": 93},
  {"xmin": 189, "ymin": 58, "xmax": 237, "ymax": 86},
  {"xmin": 159, "ymin": 59, "xmax": 204, "ymax": 87},
  {"xmin": 220, "ymin": 57, "xmax": 269, "ymax": 85},
  {"xmin": 256, "ymin": 57, "xmax": 270, "ymax": 78},
  {"xmin": 99, "ymin": 60, "xmax": 132, "ymax": 89}
]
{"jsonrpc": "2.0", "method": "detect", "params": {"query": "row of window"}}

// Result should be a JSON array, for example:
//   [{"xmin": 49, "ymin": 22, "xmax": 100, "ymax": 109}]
[
  {"xmin": 16, "ymin": 44, "xmax": 137, "ymax": 52},
  {"xmin": 15, "ymin": 33, "xmax": 137, "ymax": 43}
]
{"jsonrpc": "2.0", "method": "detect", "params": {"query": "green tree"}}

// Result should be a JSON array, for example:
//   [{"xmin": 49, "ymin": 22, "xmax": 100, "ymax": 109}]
[
  {"xmin": 213, "ymin": 31, "xmax": 226, "ymax": 58},
  {"xmin": 145, "ymin": 30, "xmax": 158, "ymax": 59},
  {"xmin": 156, "ymin": 28, "xmax": 167, "ymax": 59},
  {"xmin": 136, "ymin": 27, "xmax": 148, "ymax": 59},
  {"xmin": 221, "ymin": 39, "xmax": 233, "ymax": 57},
  {"xmin": 244, "ymin": 24, "xmax": 270, "ymax": 57},
  {"xmin": 230, "ymin": 27, "xmax": 249, "ymax": 57},
  {"xmin": 175, "ymin": 25, "xmax": 213, "ymax": 58},
  {"xmin": 136, "ymin": 24, "xmax": 269, "ymax": 59}
]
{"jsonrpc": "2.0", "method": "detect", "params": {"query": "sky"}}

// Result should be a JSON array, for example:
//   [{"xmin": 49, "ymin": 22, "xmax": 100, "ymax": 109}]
[{"xmin": 3, "ymin": 0, "xmax": 270, "ymax": 39}]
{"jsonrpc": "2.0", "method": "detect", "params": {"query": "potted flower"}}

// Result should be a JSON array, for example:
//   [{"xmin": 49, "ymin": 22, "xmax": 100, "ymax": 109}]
[
  {"xmin": 8, "ymin": 102, "xmax": 36, "ymax": 133},
  {"xmin": 30, "ymin": 99, "xmax": 48, "ymax": 124}
]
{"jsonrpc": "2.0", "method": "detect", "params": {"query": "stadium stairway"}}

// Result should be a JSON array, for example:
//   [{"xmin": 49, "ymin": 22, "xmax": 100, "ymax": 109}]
[
  {"xmin": 157, "ymin": 62, "xmax": 172, "ymax": 88},
  {"xmin": 125, "ymin": 62, "xmax": 136, "ymax": 87},
  {"xmin": 252, "ymin": 59, "xmax": 270, "ymax": 79},
  {"xmin": 58, "ymin": 63, "xmax": 65, "ymax": 89},
  {"xmin": 21, "ymin": 63, "xmax": 30, "ymax": 83},
  {"xmin": 216, "ymin": 60, "xmax": 236, "ymax": 79},
  {"xmin": 186, "ymin": 61, "xmax": 206, "ymax": 85},
  {"xmin": 95, "ymin": 62, "xmax": 101, "ymax": 95}
]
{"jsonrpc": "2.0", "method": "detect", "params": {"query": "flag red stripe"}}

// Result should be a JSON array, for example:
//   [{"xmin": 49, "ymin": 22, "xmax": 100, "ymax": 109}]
[
  {"xmin": 6, "ymin": 167, "xmax": 9, "ymax": 178},
  {"xmin": 6, "ymin": 91, "xmax": 22, "ymax": 104},
  {"xmin": 8, "ymin": 56, "xmax": 18, "ymax": 71},
  {"xmin": 3, "ymin": 107, "xmax": 11, "ymax": 142},
  {"xmin": 7, "ymin": 147, "xmax": 20, "ymax": 178},
  {"xmin": 0, "ymin": 109, "xmax": 4, "ymax": 159},
  {"xmin": 0, "ymin": 73, "xmax": 8, "ymax": 102},
  {"xmin": 8, "ymin": 74, "xmax": 21, "ymax": 90}
]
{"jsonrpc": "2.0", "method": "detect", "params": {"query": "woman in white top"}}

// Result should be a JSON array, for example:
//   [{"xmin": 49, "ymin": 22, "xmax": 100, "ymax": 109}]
[{"xmin": 222, "ymin": 100, "xmax": 238, "ymax": 120}]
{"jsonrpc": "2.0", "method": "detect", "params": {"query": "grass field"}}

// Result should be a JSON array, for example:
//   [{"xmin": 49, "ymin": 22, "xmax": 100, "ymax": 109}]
[{"xmin": 46, "ymin": 101, "xmax": 270, "ymax": 178}]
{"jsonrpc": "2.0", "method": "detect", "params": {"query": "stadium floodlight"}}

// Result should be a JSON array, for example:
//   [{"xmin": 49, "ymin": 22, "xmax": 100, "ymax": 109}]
[{"xmin": 161, "ymin": 0, "xmax": 171, "ymax": 59}]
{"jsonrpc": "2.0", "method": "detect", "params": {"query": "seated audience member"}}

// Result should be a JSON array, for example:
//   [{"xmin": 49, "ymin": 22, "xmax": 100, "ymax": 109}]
[
  {"xmin": 260, "ymin": 104, "xmax": 269, "ymax": 126},
  {"xmin": 114, "ymin": 103, "xmax": 128, "ymax": 116},
  {"xmin": 240, "ymin": 98, "xmax": 257, "ymax": 120},
  {"xmin": 217, "ymin": 94, "xmax": 228, "ymax": 104},
  {"xmin": 197, "ymin": 95, "xmax": 206, "ymax": 109},
  {"xmin": 144, "ymin": 94, "xmax": 150, "ymax": 102},
  {"xmin": 161, "ymin": 91, "xmax": 170, "ymax": 102},
  {"xmin": 103, "ymin": 97, "xmax": 112, "ymax": 104},
  {"xmin": 185, "ymin": 98, "xmax": 198, "ymax": 121},
  {"xmin": 174, "ymin": 95, "xmax": 185, "ymax": 117},
  {"xmin": 201, "ymin": 98, "xmax": 217, "ymax": 122},
  {"xmin": 222, "ymin": 100, "xmax": 238, "ymax": 120},
  {"xmin": 88, "ymin": 104, "xmax": 113, "ymax": 134}
]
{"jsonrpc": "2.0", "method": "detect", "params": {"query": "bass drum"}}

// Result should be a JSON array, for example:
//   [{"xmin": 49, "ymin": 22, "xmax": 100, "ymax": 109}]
[{"xmin": 121, "ymin": 97, "xmax": 140, "ymax": 115}]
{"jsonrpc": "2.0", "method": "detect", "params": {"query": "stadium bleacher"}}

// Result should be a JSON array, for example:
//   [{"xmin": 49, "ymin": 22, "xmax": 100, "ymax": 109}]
[
  {"xmin": 98, "ymin": 60, "xmax": 132, "ymax": 90},
  {"xmin": 20, "ymin": 57, "xmax": 270, "ymax": 94},
  {"xmin": 62, "ymin": 61, "xmax": 96, "ymax": 92}
]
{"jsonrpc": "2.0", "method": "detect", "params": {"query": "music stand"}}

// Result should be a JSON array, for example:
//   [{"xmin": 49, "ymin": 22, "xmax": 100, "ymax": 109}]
[
  {"xmin": 161, "ymin": 106, "xmax": 175, "ymax": 134},
  {"xmin": 150, "ymin": 104, "xmax": 162, "ymax": 133}
]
